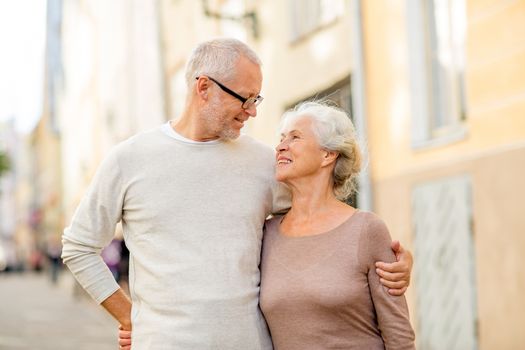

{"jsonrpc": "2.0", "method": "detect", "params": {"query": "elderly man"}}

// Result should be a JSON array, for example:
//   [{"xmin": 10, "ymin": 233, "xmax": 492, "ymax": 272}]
[{"xmin": 62, "ymin": 38, "xmax": 412, "ymax": 349}]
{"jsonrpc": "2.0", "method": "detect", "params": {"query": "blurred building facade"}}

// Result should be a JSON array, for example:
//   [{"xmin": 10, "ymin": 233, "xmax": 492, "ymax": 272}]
[
  {"xmin": 14, "ymin": 0, "xmax": 524, "ymax": 349},
  {"xmin": 7, "ymin": 0, "xmax": 168, "ymax": 274},
  {"xmin": 53, "ymin": 0, "xmax": 167, "ymax": 220},
  {"xmin": 0, "ymin": 121, "xmax": 22, "ymax": 271}
]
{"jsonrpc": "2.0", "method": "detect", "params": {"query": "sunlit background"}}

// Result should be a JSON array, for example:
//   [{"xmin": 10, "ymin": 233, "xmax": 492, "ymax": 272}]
[
  {"xmin": 1, "ymin": 0, "xmax": 524, "ymax": 349},
  {"xmin": 0, "ymin": 0, "xmax": 46, "ymax": 132}
]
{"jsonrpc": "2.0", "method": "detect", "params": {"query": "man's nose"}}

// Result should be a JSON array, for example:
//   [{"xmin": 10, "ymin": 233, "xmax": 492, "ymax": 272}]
[{"xmin": 245, "ymin": 104, "xmax": 257, "ymax": 117}]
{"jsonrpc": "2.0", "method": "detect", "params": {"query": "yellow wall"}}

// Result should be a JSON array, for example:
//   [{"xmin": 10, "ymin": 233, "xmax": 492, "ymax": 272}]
[
  {"xmin": 363, "ymin": 1, "xmax": 525, "ymax": 348},
  {"xmin": 363, "ymin": 0, "xmax": 525, "ymax": 181}
]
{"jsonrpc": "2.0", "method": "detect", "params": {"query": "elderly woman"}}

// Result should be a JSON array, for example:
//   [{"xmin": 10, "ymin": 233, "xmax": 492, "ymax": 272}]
[{"xmin": 259, "ymin": 101, "xmax": 415, "ymax": 349}]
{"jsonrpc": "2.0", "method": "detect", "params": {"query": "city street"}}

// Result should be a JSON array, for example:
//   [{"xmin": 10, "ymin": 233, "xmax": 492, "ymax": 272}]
[{"xmin": 0, "ymin": 271, "xmax": 118, "ymax": 349}]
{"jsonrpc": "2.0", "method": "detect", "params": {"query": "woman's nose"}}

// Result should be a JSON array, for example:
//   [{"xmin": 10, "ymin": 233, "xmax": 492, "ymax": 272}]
[{"xmin": 276, "ymin": 140, "xmax": 287, "ymax": 152}]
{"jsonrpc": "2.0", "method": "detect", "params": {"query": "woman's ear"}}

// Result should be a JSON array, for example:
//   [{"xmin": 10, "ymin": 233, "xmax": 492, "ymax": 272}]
[{"xmin": 321, "ymin": 150, "xmax": 339, "ymax": 167}]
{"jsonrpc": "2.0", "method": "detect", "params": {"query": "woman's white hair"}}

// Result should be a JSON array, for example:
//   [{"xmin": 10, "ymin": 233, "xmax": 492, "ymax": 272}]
[
  {"xmin": 280, "ymin": 101, "xmax": 362, "ymax": 200},
  {"xmin": 185, "ymin": 38, "xmax": 261, "ymax": 87}
]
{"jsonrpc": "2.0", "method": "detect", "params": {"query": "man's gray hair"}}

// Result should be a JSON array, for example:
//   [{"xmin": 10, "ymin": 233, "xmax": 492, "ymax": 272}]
[
  {"xmin": 280, "ymin": 101, "xmax": 362, "ymax": 200},
  {"xmin": 185, "ymin": 38, "xmax": 262, "ymax": 87}
]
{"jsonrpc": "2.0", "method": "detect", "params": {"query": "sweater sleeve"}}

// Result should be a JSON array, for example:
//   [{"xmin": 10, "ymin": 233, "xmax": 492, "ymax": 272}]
[
  {"xmin": 61, "ymin": 148, "xmax": 125, "ymax": 304},
  {"xmin": 360, "ymin": 214, "xmax": 416, "ymax": 350}
]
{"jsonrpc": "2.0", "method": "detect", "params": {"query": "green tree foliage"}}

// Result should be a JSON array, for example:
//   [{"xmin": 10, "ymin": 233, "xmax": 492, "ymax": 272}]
[{"xmin": 0, "ymin": 151, "xmax": 10, "ymax": 178}]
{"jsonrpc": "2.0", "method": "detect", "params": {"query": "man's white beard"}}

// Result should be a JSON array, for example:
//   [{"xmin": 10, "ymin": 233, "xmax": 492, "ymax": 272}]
[{"xmin": 201, "ymin": 96, "xmax": 241, "ymax": 140}]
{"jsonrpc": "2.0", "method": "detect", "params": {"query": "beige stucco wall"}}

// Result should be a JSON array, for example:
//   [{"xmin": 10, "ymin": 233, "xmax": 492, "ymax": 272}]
[
  {"xmin": 363, "ymin": 0, "xmax": 525, "ymax": 348},
  {"xmin": 250, "ymin": 2, "xmax": 353, "ymax": 145},
  {"xmin": 159, "ymin": 0, "xmax": 354, "ymax": 147},
  {"xmin": 374, "ymin": 144, "xmax": 525, "ymax": 349}
]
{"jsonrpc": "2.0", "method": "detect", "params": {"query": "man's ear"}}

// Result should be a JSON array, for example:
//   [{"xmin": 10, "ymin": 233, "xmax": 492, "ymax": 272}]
[
  {"xmin": 195, "ymin": 77, "xmax": 209, "ymax": 101},
  {"xmin": 321, "ymin": 150, "xmax": 339, "ymax": 167}
]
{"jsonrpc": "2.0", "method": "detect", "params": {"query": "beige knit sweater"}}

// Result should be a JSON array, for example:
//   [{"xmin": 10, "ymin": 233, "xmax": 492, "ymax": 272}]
[{"xmin": 62, "ymin": 124, "xmax": 290, "ymax": 349}]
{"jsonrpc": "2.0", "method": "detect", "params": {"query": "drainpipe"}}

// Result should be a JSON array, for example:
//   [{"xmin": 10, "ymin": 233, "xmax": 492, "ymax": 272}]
[
  {"xmin": 350, "ymin": 0, "xmax": 373, "ymax": 211},
  {"xmin": 155, "ymin": 0, "xmax": 170, "ymax": 121}
]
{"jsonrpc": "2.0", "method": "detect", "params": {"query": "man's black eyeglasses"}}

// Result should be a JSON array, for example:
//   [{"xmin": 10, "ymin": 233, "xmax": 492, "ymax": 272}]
[{"xmin": 196, "ymin": 76, "xmax": 264, "ymax": 109}]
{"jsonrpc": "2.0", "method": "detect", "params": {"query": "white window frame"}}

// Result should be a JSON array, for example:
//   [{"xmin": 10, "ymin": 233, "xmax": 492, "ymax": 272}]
[
  {"xmin": 288, "ymin": 0, "xmax": 344, "ymax": 42},
  {"xmin": 407, "ymin": 0, "xmax": 468, "ymax": 148}
]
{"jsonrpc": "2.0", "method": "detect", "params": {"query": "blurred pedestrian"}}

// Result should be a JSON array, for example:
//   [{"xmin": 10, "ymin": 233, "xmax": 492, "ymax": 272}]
[
  {"xmin": 29, "ymin": 248, "xmax": 43, "ymax": 272},
  {"xmin": 0, "ymin": 244, "xmax": 7, "ymax": 272},
  {"xmin": 117, "ymin": 239, "xmax": 129, "ymax": 292},
  {"xmin": 62, "ymin": 38, "xmax": 413, "ymax": 350},
  {"xmin": 101, "ymin": 238, "xmax": 122, "ymax": 282},
  {"xmin": 46, "ymin": 238, "xmax": 62, "ymax": 284}
]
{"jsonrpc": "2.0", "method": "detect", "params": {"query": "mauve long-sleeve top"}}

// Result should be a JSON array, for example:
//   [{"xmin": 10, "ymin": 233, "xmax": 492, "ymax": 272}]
[{"xmin": 260, "ymin": 211, "xmax": 416, "ymax": 350}]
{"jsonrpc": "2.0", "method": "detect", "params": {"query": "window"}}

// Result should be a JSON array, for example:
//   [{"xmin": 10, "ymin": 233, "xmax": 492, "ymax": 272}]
[
  {"xmin": 46, "ymin": 0, "xmax": 64, "ymax": 135},
  {"xmin": 286, "ymin": 77, "xmax": 352, "ymax": 121},
  {"xmin": 408, "ymin": 0, "xmax": 467, "ymax": 146},
  {"xmin": 288, "ymin": 0, "xmax": 345, "ymax": 42}
]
